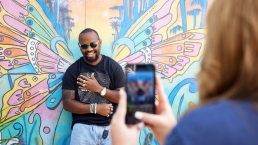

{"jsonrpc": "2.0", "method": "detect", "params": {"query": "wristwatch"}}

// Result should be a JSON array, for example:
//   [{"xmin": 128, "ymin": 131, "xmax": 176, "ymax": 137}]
[{"xmin": 100, "ymin": 87, "xmax": 106, "ymax": 96}]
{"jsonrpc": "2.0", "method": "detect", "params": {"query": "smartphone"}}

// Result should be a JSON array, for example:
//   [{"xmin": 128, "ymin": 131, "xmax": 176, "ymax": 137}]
[{"xmin": 125, "ymin": 64, "xmax": 156, "ymax": 125}]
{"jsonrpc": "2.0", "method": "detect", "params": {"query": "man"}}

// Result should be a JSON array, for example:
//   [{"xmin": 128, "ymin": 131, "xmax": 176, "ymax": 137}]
[{"xmin": 62, "ymin": 28, "xmax": 124, "ymax": 145}]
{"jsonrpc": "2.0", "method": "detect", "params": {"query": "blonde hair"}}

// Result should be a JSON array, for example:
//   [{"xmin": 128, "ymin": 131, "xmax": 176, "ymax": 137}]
[{"xmin": 198, "ymin": 0, "xmax": 258, "ymax": 105}]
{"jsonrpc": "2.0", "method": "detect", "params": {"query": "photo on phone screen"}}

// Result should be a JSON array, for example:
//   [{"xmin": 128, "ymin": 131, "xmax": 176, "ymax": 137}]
[{"xmin": 125, "ymin": 64, "xmax": 155, "ymax": 125}]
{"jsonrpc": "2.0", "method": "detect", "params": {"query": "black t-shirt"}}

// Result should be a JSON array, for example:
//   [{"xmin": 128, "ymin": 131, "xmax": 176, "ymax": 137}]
[{"xmin": 62, "ymin": 55, "xmax": 124, "ymax": 127}]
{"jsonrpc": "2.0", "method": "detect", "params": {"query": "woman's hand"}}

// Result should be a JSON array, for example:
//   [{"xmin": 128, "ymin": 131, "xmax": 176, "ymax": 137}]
[
  {"xmin": 134, "ymin": 76, "xmax": 177, "ymax": 145},
  {"xmin": 110, "ymin": 89, "xmax": 144, "ymax": 145}
]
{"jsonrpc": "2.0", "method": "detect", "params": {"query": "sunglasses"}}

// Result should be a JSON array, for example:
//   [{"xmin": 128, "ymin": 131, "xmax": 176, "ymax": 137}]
[{"xmin": 79, "ymin": 40, "xmax": 99, "ymax": 49}]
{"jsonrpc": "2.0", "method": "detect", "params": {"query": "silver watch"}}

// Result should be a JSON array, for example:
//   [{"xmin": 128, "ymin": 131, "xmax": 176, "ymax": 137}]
[{"xmin": 100, "ymin": 87, "xmax": 106, "ymax": 96}]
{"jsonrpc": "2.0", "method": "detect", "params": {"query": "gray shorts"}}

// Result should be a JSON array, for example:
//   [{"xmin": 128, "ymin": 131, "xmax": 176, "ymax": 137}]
[{"xmin": 70, "ymin": 123, "xmax": 112, "ymax": 145}]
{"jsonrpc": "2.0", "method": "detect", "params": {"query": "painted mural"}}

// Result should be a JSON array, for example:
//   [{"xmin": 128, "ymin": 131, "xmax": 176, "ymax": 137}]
[{"xmin": 0, "ymin": 0, "xmax": 214, "ymax": 144}]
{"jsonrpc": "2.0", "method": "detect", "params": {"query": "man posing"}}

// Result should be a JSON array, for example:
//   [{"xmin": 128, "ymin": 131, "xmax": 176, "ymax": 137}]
[{"xmin": 62, "ymin": 28, "xmax": 124, "ymax": 145}]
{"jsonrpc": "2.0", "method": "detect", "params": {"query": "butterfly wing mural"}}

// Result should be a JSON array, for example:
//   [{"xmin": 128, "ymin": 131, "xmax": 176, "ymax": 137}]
[{"xmin": 0, "ymin": 0, "xmax": 214, "ymax": 144}]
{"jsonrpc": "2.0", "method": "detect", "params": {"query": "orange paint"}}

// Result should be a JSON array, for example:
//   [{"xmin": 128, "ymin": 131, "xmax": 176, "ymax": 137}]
[
  {"xmin": 23, "ymin": 79, "xmax": 48, "ymax": 99},
  {"xmin": 0, "ymin": 35, "xmax": 25, "ymax": 47},
  {"xmin": 0, "ymin": 25, "xmax": 26, "ymax": 42},
  {"xmin": 152, "ymin": 56, "xmax": 177, "ymax": 65},
  {"xmin": 152, "ymin": 44, "xmax": 185, "ymax": 55},
  {"xmin": 4, "ymin": 48, "xmax": 27, "ymax": 57},
  {"xmin": 20, "ymin": 93, "xmax": 47, "ymax": 112}
]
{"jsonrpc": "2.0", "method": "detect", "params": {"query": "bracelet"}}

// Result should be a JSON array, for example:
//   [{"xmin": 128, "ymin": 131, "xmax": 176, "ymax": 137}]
[
  {"xmin": 95, "ymin": 103, "xmax": 97, "ymax": 114},
  {"xmin": 90, "ymin": 104, "xmax": 93, "ymax": 113}
]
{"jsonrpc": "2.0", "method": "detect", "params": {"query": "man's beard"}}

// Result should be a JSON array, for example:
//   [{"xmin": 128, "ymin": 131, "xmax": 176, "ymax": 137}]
[{"xmin": 84, "ymin": 54, "xmax": 99, "ymax": 62}]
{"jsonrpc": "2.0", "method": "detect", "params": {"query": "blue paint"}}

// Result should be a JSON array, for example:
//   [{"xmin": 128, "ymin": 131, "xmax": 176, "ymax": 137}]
[
  {"xmin": 177, "ymin": 95, "xmax": 184, "ymax": 121},
  {"xmin": 8, "ymin": 64, "xmax": 36, "ymax": 74},
  {"xmin": 143, "ymin": 128, "xmax": 147, "ymax": 135},
  {"xmin": 14, "ymin": 122, "xmax": 23, "ymax": 136},
  {"xmin": 168, "ymin": 78, "xmax": 198, "ymax": 106},
  {"xmin": 23, "ymin": 115, "xmax": 27, "ymax": 144},
  {"xmin": 46, "ymin": 87, "xmax": 62, "ymax": 109},
  {"xmin": 8, "ymin": 75, "xmax": 13, "ymax": 89},
  {"xmin": 50, "ymin": 37, "xmax": 73, "ymax": 56},
  {"xmin": 8, "ymin": 129, "xmax": 12, "ymax": 138},
  {"xmin": 61, "ymin": 134, "xmax": 71, "ymax": 145},
  {"xmin": 170, "ymin": 25, "xmax": 182, "ymax": 34},
  {"xmin": 119, "ymin": 0, "xmax": 157, "ymax": 37},
  {"xmin": 154, "ymin": 138, "xmax": 159, "ymax": 145},
  {"xmin": 180, "ymin": 0, "xmax": 187, "ymax": 32},
  {"xmin": 187, "ymin": 9, "xmax": 201, "ymax": 29},
  {"xmin": 36, "ymin": 0, "xmax": 67, "ymax": 41},
  {"xmin": 28, "ymin": 120, "xmax": 37, "ymax": 145},
  {"xmin": 191, "ymin": 0, "xmax": 208, "ymax": 28}
]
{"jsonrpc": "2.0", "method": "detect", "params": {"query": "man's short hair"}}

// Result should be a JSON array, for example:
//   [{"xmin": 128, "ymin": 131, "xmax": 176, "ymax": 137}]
[{"xmin": 79, "ymin": 28, "xmax": 100, "ymax": 42}]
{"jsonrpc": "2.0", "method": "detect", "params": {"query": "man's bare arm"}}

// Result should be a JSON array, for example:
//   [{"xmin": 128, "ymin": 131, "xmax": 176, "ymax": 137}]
[
  {"xmin": 99, "ymin": 87, "xmax": 124, "ymax": 103},
  {"xmin": 62, "ymin": 89, "xmax": 91, "ymax": 114}
]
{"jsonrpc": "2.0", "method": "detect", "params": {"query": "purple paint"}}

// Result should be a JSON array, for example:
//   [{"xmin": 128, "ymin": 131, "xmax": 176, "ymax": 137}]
[
  {"xmin": 7, "ymin": 89, "xmax": 24, "ymax": 105},
  {"xmin": 0, "ymin": 0, "xmax": 29, "ymax": 21},
  {"xmin": 43, "ymin": 127, "xmax": 50, "ymax": 134},
  {"xmin": 184, "ymin": 42, "xmax": 202, "ymax": 57},
  {"xmin": 151, "ymin": 14, "xmax": 172, "ymax": 33},
  {"xmin": 18, "ymin": 78, "xmax": 31, "ymax": 88},
  {"xmin": 177, "ymin": 45, "xmax": 182, "ymax": 51},
  {"xmin": 3, "ymin": 15, "xmax": 32, "ymax": 35},
  {"xmin": 0, "ymin": 60, "xmax": 14, "ymax": 69},
  {"xmin": 15, "ymin": 0, "xmax": 30, "ymax": 6},
  {"xmin": 154, "ymin": 0, "xmax": 174, "ymax": 19}
]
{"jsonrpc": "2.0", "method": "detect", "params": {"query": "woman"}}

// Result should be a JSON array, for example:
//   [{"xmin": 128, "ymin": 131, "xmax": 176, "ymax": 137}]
[{"xmin": 110, "ymin": 0, "xmax": 258, "ymax": 144}]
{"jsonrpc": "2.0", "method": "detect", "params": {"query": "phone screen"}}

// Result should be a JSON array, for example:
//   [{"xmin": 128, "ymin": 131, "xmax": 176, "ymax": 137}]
[{"xmin": 125, "ymin": 64, "xmax": 155, "ymax": 125}]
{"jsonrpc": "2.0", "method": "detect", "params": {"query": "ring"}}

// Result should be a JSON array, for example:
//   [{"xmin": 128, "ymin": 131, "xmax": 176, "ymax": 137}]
[
  {"xmin": 110, "ymin": 112, "xmax": 113, "ymax": 114},
  {"xmin": 82, "ymin": 84, "xmax": 85, "ymax": 87},
  {"xmin": 83, "ymin": 80, "xmax": 86, "ymax": 83},
  {"xmin": 107, "ymin": 115, "xmax": 109, "ymax": 117}
]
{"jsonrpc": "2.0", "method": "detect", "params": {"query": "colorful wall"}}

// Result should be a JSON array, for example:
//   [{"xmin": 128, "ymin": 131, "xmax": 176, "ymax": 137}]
[{"xmin": 0, "ymin": 0, "xmax": 214, "ymax": 144}]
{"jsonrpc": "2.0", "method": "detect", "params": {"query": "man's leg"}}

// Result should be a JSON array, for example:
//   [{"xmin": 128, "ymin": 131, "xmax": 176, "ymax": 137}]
[{"xmin": 70, "ymin": 123, "xmax": 97, "ymax": 145}]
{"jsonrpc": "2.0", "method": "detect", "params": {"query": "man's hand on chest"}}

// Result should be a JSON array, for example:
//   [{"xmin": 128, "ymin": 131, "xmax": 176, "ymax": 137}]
[{"xmin": 77, "ymin": 73, "xmax": 104, "ymax": 94}]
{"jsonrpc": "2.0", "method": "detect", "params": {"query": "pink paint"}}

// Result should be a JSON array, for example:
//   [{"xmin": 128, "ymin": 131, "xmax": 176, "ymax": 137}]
[
  {"xmin": 154, "ymin": 0, "xmax": 174, "ymax": 19},
  {"xmin": 190, "ymin": 33, "xmax": 205, "ymax": 40},
  {"xmin": 3, "ymin": 15, "xmax": 32, "ymax": 35},
  {"xmin": 23, "ymin": 79, "xmax": 48, "ymax": 98},
  {"xmin": 41, "ymin": 67, "xmax": 58, "ymax": 73},
  {"xmin": 8, "ymin": 89, "xmax": 25, "ymax": 105},
  {"xmin": 0, "ymin": 60, "xmax": 14, "ymax": 69},
  {"xmin": 128, "ymin": 56, "xmax": 145, "ymax": 63},
  {"xmin": 118, "ymin": 52, "xmax": 142, "ymax": 64},
  {"xmin": 15, "ymin": 0, "xmax": 30, "ymax": 6},
  {"xmin": 184, "ymin": 42, "xmax": 201, "ymax": 57},
  {"xmin": 13, "ymin": 58, "xmax": 30, "ymax": 65},
  {"xmin": 38, "ymin": 61, "xmax": 58, "ymax": 73},
  {"xmin": 37, "ymin": 53, "xmax": 59, "ymax": 64},
  {"xmin": 43, "ymin": 127, "xmax": 50, "ymax": 134},
  {"xmin": 161, "ymin": 64, "xmax": 177, "ymax": 77},
  {"xmin": 173, "ymin": 56, "xmax": 190, "ymax": 70},
  {"xmin": 6, "ymin": 107, "xmax": 20, "ymax": 119},
  {"xmin": 38, "ymin": 43, "xmax": 60, "ymax": 60},
  {"xmin": 28, "ymin": 96, "xmax": 63, "ymax": 145},
  {"xmin": 0, "ymin": 0, "xmax": 29, "ymax": 21},
  {"xmin": 20, "ymin": 93, "xmax": 46, "ymax": 112},
  {"xmin": 151, "ymin": 35, "xmax": 163, "ymax": 44},
  {"xmin": 0, "ymin": 56, "xmax": 5, "ymax": 60},
  {"xmin": 18, "ymin": 78, "xmax": 31, "ymax": 88},
  {"xmin": 151, "ymin": 14, "xmax": 172, "ymax": 33}
]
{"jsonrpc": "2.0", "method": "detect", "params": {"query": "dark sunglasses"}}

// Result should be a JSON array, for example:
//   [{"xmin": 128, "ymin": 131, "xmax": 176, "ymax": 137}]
[{"xmin": 79, "ymin": 40, "xmax": 99, "ymax": 49}]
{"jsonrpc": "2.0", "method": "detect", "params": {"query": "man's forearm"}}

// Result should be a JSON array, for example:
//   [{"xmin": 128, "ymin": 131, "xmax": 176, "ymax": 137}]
[
  {"xmin": 62, "ymin": 89, "xmax": 91, "ymax": 114},
  {"xmin": 63, "ymin": 99, "xmax": 91, "ymax": 114},
  {"xmin": 96, "ymin": 87, "xmax": 123, "ymax": 103}
]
